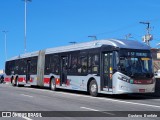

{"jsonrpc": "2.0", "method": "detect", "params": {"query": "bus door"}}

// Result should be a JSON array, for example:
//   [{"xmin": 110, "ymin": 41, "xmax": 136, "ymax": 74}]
[
  {"xmin": 60, "ymin": 56, "xmax": 68, "ymax": 86},
  {"xmin": 101, "ymin": 52, "xmax": 113, "ymax": 91},
  {"xmin": 26, "ymin": 60, "xmax": 31, "ymax": 83}
]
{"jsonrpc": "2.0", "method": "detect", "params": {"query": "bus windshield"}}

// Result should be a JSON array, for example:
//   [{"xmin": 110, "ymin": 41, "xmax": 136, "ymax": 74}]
[{"xmin": 119, "ymin": 50, "xmax": 153, "ymax": 78}]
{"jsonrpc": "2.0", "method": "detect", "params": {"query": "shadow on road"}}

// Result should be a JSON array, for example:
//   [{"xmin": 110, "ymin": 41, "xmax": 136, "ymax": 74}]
[{"xmin": 23, "ymin": 85, "xmax": 160, "ymax": 100}]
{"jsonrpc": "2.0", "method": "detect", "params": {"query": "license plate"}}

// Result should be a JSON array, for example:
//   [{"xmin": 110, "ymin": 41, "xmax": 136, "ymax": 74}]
[{"xmin": 139, "ymin": 89, "xmax": 145, "ymax": 93}]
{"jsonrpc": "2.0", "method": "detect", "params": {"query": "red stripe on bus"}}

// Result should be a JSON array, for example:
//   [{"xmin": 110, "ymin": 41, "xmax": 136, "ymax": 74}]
[
  {"xmin": 66, "ymin": 79, "xmax": 70, "ymax": 86},
  {"xmin": 44, "ymin": 78, "xmax": 50, "ymax": 84},
  {"xmin": 133, "ymin": 79, "xmax": 153, "ymax": 84},
  {"xmin": 30, "ymin": 78, "xmax": 33, "ymax": 82},
  {"xmin": 18, "ymin": 77, "xmax": 25, "ymax": 82},
  {"xmin": 55, "ymin": 78, "xmax": 60, "ymax": 85},
  {"xmin": 4, "ymin": 77, "xmax": 11, "ymax": 82}
]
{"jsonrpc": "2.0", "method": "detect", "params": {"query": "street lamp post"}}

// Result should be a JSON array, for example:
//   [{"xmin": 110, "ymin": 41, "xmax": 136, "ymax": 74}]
[
  {"xmin": 2, "ymin": 31, "xmax": 8, "ymax": 61},
  {"xmin": 23, "ymin": 0, "xmax": 31, "ymax": 53}
]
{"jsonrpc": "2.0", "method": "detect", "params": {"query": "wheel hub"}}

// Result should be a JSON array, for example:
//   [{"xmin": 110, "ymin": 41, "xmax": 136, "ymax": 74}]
[{"xmin": 91, "ymin": 84, "xmax": 97, "ymax": 92}]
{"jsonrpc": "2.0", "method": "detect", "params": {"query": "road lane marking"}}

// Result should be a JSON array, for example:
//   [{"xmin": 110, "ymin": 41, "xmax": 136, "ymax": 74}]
[
  {"xmin": 22, "ymin": 116, "xmax": 33, "ymax": 120},
  {"xmin": 80, "ymin": 107, "xmax": 115, "ymax": 115},
  {"xmin": 63, "ymin": 92, "xmax": 160, "ymax": 108},
  {"xmin": 81, "ymin": 107, "xmax": 99, "ymax": 111},
  {"xmin": 20, "ymin": 94, "xmax": 33, "ymax": 98},
  {"xmin": 9, "ymin": 85, "xmax": 160, "ymax": 109},
  {"xmin": 55, "ymin": 91, "xmax": 160, "ymax": 109},
  {"xmin": 13, "ymin": 112, "xmax": 33, "ymax": 120}
]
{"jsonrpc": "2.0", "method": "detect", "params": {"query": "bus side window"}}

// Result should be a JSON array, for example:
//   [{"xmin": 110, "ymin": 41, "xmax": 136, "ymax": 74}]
[
  {"xmin": 14, "ymin": 60, "xmax": 19, "ymax": 74},
  {"xmin": 50, "ymin": 56, "xmax": 55, "ymax": 73},
  {"xmin": 55, "ymin": 56, "xmax": 60, "ymax": 74},
  {"xmin": 5, "ymin": 61, "xmax": 12, "ymax": 75},
  {"xmin": 30, "ymin": 57, "xmax": 38, "ymax": 74},
  {"xmin": 71, "ymin": 56, "xmax": 78, "ymax": 74},
  {"xmin": 80, "ymin": 56, "xmax": 87, "ymax": 73},
  {"xmin": 77, "ymin": 57, "xmax": 82, "ymax": 73},
  {"xmin": 88, "ymin": 55, "xmax": 92, "ymax": 73},
  {"xmin": 11, "ymin": 61, "xmax": 15, "ymax": 75},
  {"xmin": 44, "ymin": 55, "xmax": 51, "ymax": 74},
  {"xmin": 51, "ymin": 55, "xmax": 59, "ymax": 74},
  {"xmin": 92, "ymin": 54, "xmax": 99, "ymax": 73},
  {"xmin": 72, "ymin": 57, "xmax": 77, "ymax": 69},
  {"xmin": 88, "ymin": 54, "xmax": 99, "ymax": 74},
  {"xmin": 19, "ymin": 59, "xmax": 26, "ymax": 75}
]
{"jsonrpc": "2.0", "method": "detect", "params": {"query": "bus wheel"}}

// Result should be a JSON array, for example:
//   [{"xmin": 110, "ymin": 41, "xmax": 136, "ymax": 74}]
[
  {"xmin": 50, "ymin": 78, "xmax": 56, "ymax": 91},
  {"xmin": 12, "ymin": 79, "xmax": 15, "ymax": 86},
  {"xmin": 16, "ymin": 79, "xmax": 19, "ymax": 87},
  {"xmin": 89, "ymin": 80, "xmax": 98, "ymax": 97}
]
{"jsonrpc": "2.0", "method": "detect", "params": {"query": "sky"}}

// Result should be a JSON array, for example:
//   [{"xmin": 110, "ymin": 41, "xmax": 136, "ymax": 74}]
[{"xmin": 0, "ymin": 0, "xmax": 160, "ymax": 70}]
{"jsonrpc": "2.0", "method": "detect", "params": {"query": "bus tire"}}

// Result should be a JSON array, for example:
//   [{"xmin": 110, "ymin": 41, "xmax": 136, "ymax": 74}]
[
  {"xmin": 50, "ymin": 78, "xmax": 56, "ymax": 91},
  {"xmin": 89, "ymin": 80, "xmax": 98, "ymax": 97},
  {"xmin": 15, "ymin": 78, "xmax": 19, "ymax": 87},
  {"xmin": 12, "ymin": 79, "xmax": 16, "ymax": 86}
]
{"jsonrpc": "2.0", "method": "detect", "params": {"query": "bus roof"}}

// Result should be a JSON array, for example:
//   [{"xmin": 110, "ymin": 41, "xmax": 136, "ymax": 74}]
[
  {"xmin": 45, "ymin": 39, "xmax": 150, "ymax": 54},
  {"xmin": 7, "ymin": 39, "xmax": 150, "ymax": 61},
  {"xmin": 7, "ymin": 51, "xmax": 39, "ymax": 61}
]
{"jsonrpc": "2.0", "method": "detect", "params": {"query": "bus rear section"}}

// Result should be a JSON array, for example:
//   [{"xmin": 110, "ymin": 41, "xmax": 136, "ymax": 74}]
[{"xmin": 4, "ymin": 55, "xmax": 38, "ymax": 86}]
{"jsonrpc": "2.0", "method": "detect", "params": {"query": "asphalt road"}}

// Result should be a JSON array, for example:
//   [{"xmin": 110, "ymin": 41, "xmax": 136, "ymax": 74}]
[{"xmin": 0, "ymin": 83, "xmax": 160, "ymax": 120}]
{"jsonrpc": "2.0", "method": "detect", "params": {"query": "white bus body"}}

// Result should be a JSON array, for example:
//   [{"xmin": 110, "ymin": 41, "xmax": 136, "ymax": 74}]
[{"xmin": 5, "ymin": 39, "xmax": 155, "ymax": 96}]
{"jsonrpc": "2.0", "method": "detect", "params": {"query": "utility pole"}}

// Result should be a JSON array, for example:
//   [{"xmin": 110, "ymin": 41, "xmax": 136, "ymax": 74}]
[
  {"xmin": 139, "ymin": 21, "xmax": 153, "ymax": 46},
  {"xmin": 2, "ymin": 30, "xmax": 8, "ymax": 61},
  {"xmin": 23, "ymin": 0, "xmax": 32, "ymax": 53},
  {"xmin": 88, "ymin": 36, "xmax": 97, "ymax": 40}
]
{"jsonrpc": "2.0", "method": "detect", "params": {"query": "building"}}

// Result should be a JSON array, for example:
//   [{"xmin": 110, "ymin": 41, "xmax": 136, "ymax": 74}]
[
  {"xmin": 0, "ymin": 70, "xmax": 4, "ymax": 74},
  {"xmin": 151, "ymin": 48, "xmax": 160, "ymax": 72}
]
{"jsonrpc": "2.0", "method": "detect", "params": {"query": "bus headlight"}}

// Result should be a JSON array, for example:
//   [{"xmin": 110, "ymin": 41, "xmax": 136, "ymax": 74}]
[{"xmin": 118, "ymin": 75, "xmax": 130, "ymax": 83}]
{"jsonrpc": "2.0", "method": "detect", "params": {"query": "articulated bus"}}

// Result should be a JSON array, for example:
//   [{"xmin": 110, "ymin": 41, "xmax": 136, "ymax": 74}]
[{"xmin": 5, "ymin": 39, "xmax": 155, "ymax": 96}]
